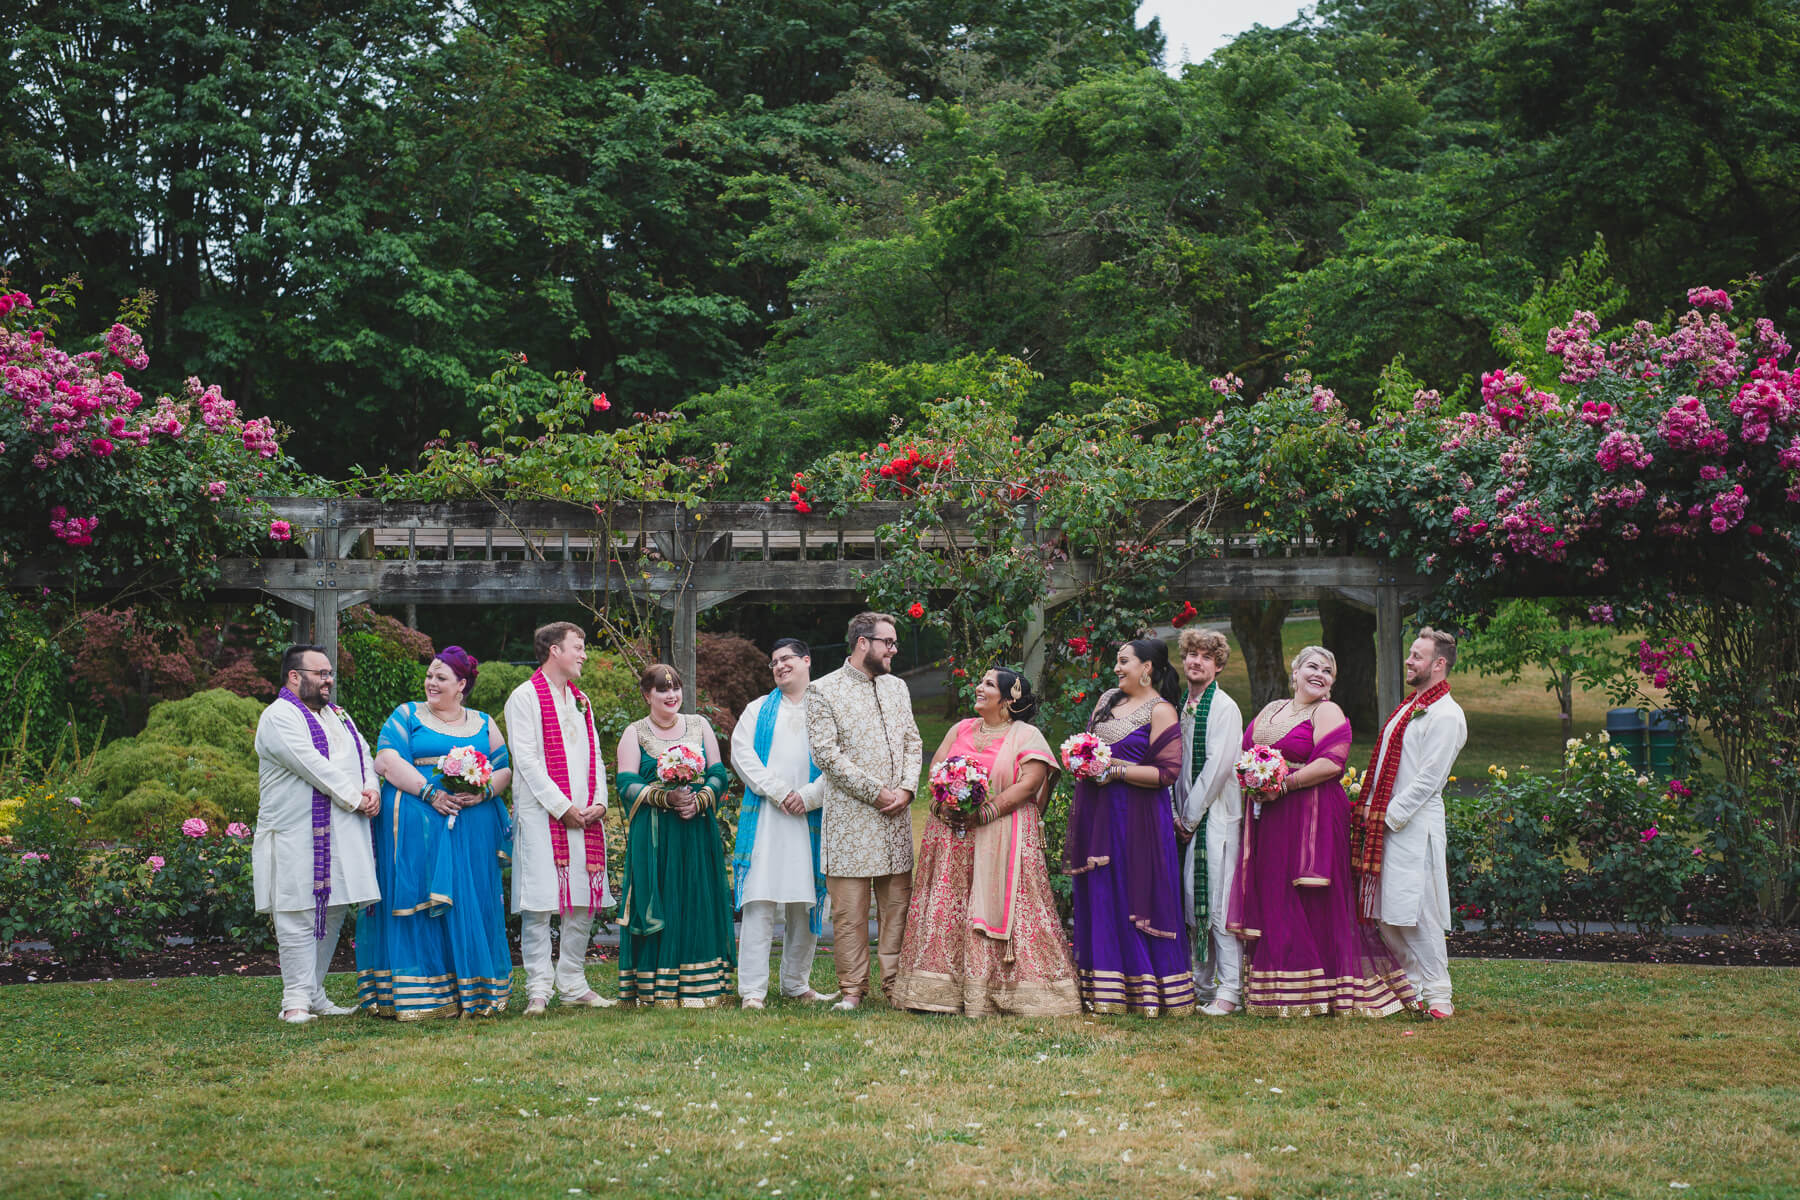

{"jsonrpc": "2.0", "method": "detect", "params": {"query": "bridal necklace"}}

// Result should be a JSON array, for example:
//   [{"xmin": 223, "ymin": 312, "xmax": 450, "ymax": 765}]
[{"xmin": 648, "ymin": 709, "xmax": 682, "ymax": 733}]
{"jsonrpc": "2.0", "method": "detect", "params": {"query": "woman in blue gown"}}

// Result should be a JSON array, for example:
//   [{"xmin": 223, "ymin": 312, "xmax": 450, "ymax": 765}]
[{"xmin": 356, "ymin": 647, "xmax": 516, "ymax": 1018}]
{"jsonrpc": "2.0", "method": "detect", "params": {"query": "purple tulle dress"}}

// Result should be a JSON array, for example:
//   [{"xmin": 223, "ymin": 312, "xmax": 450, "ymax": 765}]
[
  {"xmin": 1064, "ymin": 693, "xmax": 1195, "ymax": 1016},
  {"xmin": 1226, "ymin": 710, "xmax": 1414, "ymax": 1017}
]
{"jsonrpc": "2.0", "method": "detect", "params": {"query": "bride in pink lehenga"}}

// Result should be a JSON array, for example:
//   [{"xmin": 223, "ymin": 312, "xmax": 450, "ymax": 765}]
[{"xmin": 891, "ymin": 668, "xmax": 1080, "ymax": 1018}]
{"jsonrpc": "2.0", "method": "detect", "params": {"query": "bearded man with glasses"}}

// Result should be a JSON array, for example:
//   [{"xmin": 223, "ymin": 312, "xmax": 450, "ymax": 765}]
[
  {"xmin": 806, "ymin": 611, "xmax": 923, "ymax": 1010},
  {"xmin": 252, "ymin": 644, "xmax": 381, "ymax": 1023}
]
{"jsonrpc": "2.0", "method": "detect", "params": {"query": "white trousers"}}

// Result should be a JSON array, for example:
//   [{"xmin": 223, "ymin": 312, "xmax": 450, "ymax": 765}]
[
  {"xmin": 737, "ymin": 900, "xmax": 819, "ymax": 1001},
  {"xmin": 1381, "ymin": 920, "xmax": 1452, "ymax": 1010},
  {"xmin": 1198, "ymin": 916, "xmax": 1244, "ymax": 1007},
  {"xmin": 520, "ymin": 908, "xmax": 597, "ymax": 1002},
  {"xmin": 273, "ymin": 905, "xmax": 350, "ymax": 1015}
]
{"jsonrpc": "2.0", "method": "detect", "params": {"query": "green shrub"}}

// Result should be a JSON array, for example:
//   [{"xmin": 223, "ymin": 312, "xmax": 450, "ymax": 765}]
[
  {"xmin": 1448, "ymin": 734, "xmax": 1707, "ymax": 934},
  {"xmin": 0, "ymin": 828, "xmax": 269, "ymax": 965},
  {"xmin": 82, "ymin": 690, "xmax": 263, "ymax": 839},
  {"xmin": 0, "ymin": 594, "xmax": 81, "ymax": 767},
  {"xmin": 86, "ymin": 742, "xmax": 259, "ymax": 839},
  {"xmin": 139, "ymin": 688, "xmax": 264, "ymax": 754}
]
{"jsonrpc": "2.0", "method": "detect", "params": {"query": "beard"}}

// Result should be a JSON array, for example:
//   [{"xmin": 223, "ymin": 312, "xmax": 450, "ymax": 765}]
[
  {"xmin": 862, "ymin": 653, "xmax": 892, "ymax": 677},
  {"xmin": 1406, "ymin": 668, "xmax": 1431, "ymax": 690},
  {"xmin": 295, "ymin": 676, "xmax": 329, "ymax": 710}
]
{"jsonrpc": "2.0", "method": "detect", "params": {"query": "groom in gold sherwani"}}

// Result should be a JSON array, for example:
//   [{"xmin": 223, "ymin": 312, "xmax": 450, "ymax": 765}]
[{"xmin": 806, "ymin": 610, "xmax": 923, "ymax": 1010}]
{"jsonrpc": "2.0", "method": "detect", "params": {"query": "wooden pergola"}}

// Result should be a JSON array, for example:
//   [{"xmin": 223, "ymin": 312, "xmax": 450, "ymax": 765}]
[{"xmin": 208, "ymin": 497, "xmax": 1435, "ymax": 715}]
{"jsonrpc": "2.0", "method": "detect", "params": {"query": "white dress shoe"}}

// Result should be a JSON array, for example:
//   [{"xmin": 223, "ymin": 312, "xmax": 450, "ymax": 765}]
[
  {"xmin": 313, "ymin": 1000, "xmax": 358, "ymax": 1016},
  {"xmin": 566, "ymin": 991, "xmax": 618, "ymax": 1009},
  {"xmin": 279, "ymin": 1010, "xmax": 316, "ymax": 1025},
  {"xmin": 1199, "ymin": 1001, "xmax": 1238, "ymax": 1016}
]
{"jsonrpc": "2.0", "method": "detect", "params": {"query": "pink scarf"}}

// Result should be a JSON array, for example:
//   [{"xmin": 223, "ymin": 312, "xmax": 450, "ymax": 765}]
[
  {"xmin": 969, "ymin": 723, "xmax": 1058, "ymax": 955},
  {"xmin": 532, "ymin": 669, "xmax": 606, "ymax": 913}
]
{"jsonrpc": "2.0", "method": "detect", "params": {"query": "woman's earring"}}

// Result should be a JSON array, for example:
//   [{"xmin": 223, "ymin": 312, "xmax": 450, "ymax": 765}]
[{"xmin": 1140, "ymin": 674, "xmax": 1151, "ymax": 687}]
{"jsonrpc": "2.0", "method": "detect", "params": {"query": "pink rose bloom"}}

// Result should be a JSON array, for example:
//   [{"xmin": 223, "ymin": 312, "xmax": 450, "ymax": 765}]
[
  {"xmin": 1639, "ymin": 827, "xmax": 1659, "ymax": 842},
  {"xmin": 207, "ymin": 480, "xmax": 227, "ymax": 501},
  {"xmin": 226, "ymin": 821, "xmax": 251, "ymax": 837},
  {"xmin": 181, "ymin": 817, "xmax": 209, "ymax": 838},
  {"xmin": 147, "ymin": 855, "xmax": 166, "ymax": 872},
  {"xmin": 269, "ymin": 519, "xmax": 293, "ymax": 541}
]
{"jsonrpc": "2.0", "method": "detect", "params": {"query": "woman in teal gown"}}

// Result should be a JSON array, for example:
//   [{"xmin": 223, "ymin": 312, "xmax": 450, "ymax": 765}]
[
  {"xmin": 614, "ymin": 662, "xmax": 736, "ymax": 1007},
  {"xmin": 357, "ymin": 647, "xmax": 515, "ymax": 1018}
]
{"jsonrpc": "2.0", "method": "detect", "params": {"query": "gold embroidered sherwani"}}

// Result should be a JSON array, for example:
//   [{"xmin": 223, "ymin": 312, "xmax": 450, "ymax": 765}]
[
  {"xmin": 806, "ymin": 660, "xmax": 922, "ymax": 998},
  {"xmin": 805, "ymin": 663, "xmax": 922, "ymax": 877}
]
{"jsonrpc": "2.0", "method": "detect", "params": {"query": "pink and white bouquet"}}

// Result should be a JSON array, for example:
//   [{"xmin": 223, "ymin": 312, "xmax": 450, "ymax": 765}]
[
  {"xmin": 439, "ymin": 745, "xmax": 494, "ymax": 795},
  {"xmin": 438, "ymin": 745, "xmax": 494, "ymax": 830},
  {"xmin": 656, "ymin": 743, "xmax": 706, "ymax": 784},
  {"xmin": 929, "ymin": 755, "xmax": 989, "ymax": 837},
  {"xmin": 1235, "ymin": 745, "xmax": 1289, "ymax": 799},
  {"xmin": 1060, "ymin": 732, "xmax": 1113, "ymax": 780}
]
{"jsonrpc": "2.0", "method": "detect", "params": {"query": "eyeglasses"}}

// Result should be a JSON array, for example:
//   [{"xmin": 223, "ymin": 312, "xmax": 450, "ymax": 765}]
[
  {"xmin": 295, "ymin": 667, "xmax": 335, "ymax": 680},
  {"xmin": 865, "ymin": 637, "xmax": 900, "ymax": 649}
]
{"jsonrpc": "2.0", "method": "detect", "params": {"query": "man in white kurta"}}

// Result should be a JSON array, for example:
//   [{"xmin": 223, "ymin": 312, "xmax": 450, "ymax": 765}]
[
  {"xmin": 253, "ymin": 646, "xmax": 379, "ymax": 1023},
  {"xmin": 1171, "ymin": 628, "xmax": 1245, "ymax": 1015},
  {"xmin": 505, "ymin": 622, "xmax": 615, "ymax": 1014},
  {"xmin": 1368, "ymin": 629, "xmax": 1468, "ymax": 1017},
  {"xmin": 729, "ymin": 639, "xmax": 835, "ymax": 1007}
]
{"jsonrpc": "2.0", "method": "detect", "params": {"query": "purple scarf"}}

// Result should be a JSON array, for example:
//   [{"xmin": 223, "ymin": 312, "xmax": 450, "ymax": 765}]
[{"xmin": 278, "ymin": 688, "xmax": 369, "ymax": 938}]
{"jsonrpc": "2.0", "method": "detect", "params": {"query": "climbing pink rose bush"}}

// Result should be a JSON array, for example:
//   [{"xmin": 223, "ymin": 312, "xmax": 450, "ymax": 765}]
[{"xmin": 1, "ymin": 282, "xmax": 309, "ymax": 593}]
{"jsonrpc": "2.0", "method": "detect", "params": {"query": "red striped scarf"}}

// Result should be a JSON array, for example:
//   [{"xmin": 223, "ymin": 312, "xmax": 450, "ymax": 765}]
[
  {"xmin": 532, "ymin": 669, "xmax": 606, "ymax": 913},
  {"xmin": 1352, "ymin": 679, "xmax": 1451, "ymax": 923}
]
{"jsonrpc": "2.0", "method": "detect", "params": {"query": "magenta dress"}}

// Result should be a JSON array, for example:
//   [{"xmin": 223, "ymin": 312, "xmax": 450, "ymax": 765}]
[
  {"xmin": 1226, "ymin": 710, "xmax": 1414, "ymax": 1017},
  {"xmin": 1064, "ymin": 693, "xmax": 1195, "ymax": 1016}
]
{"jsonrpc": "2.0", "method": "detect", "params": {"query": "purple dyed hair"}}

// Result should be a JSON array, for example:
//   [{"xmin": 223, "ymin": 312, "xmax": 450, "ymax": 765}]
[{"xmin": 435, "ymin": 645, "xmax": 479, "ymax": 697}]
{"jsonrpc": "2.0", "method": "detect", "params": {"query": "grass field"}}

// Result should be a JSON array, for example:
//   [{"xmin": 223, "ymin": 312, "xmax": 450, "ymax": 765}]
[
  {"xmin": 5, "ymin": 959, "xmax": 1796, "ymax": 1199},
  {"xmin": 1204, "ymin": 619, "xmax": 1641, "ymax": 779}
]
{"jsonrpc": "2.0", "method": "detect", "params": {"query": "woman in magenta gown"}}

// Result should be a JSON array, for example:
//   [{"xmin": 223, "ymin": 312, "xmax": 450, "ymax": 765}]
[
  {"xmin": 1064, "ymin": 638, "xmax": 1195, "ymax": 1016},
  {"xmin": 1227, "ymin": 645, "xmax": 1414, "ymax": 1017}
]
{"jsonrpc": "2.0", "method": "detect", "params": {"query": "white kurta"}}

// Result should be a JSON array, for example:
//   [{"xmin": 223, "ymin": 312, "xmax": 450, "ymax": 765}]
[
  {"xmin": 730, "ymin": 692, "xmax": 828, "ymax": 906},
  {"xmin": 1372, "ymin": 693, "xmax": 1467, "ymax": 930},
  {"xmin": 1172, "ymin": 687, "xmax": 1245, "ymax": 923},
  {"xmin": 505, "ymin": 678, "xmax": 614, "ymax": 913},
  {"xmin": 253, "ymin": 701, "xmax": 379, "ymax": 913}
]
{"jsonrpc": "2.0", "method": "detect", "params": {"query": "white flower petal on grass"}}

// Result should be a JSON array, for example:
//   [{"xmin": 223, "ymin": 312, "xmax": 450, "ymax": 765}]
[
  {"xmin": 1120, "ymin": 1150, "xmax": 1133, "ymax": 1163},
  {"xmin": 1670, "ymin": 1185, "xmax": 1692, "ymax": 1191},
  {"xmin": 1269, "ymin": 1087, "xmax": 1283, "ymax": 1094}
]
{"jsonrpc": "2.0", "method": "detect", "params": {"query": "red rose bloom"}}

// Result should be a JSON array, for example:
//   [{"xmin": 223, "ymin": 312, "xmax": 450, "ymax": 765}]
[{"xmin": 908, "ymin": 602, "xmax": 925, "ymax": 619}]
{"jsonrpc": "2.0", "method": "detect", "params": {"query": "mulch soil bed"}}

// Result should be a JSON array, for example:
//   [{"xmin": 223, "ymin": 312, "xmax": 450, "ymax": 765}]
[{"xmin": 5, "ymin": 929, "xmax": 1796, "ymax": 985}]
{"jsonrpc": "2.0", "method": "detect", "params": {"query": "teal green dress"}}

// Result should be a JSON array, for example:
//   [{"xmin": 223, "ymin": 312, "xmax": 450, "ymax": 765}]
[
  {"xmin": 615, "ymin": 715, "xmax": 736, "ymax": 1007},
  {"xmin": 356, "ymin": 703, "xmax": 514, "ymax": 1018}
]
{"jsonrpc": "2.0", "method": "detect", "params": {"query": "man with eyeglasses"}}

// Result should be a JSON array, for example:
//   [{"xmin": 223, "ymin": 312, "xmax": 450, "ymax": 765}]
[
  {"xmin": 727, "ymin": 638, "xmax": 838, "ymax": 1009},
  {"xmin": 806, "ymin": 611, "xmax": 922, "ymax": 1010},
  {"xmin": 252, "ymin": 644, "xmax": 381, "ymax": 1024}
]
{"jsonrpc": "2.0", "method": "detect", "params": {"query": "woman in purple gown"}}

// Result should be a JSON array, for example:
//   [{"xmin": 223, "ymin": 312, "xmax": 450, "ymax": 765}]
[
  {"xmin": 1227, "ymin": 646, "xmax": 1414, "ymax": 1017},
  {"xmin": 1065, "ymin": 638, "xmax": 1195, "ymax": 1016}
]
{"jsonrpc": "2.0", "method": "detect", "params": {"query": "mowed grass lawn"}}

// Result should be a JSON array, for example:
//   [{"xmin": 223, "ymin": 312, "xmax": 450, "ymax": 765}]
[
  {"xmin": 1206, "ymin": 619, "xmax": 1645, "ymax": 779},
  {"xmin": 5, "ymin": 960, "xmax": 1797, "ymax": 1199}
]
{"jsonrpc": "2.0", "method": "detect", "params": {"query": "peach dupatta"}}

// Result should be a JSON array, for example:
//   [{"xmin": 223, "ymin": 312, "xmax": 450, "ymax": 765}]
[{"xmin": 969, "ymin": 722, "xmax": 1059, "ymax": 948}]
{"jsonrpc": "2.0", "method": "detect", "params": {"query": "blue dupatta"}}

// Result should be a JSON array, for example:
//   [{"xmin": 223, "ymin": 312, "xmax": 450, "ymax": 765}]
[{"xmin": 730, "ymin": 688, "xmax": 826, "ymax": 935}]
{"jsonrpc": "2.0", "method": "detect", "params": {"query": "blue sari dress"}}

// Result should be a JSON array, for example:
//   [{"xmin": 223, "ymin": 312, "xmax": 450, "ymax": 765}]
[{"xmin": 355, "ymin": 703, "xmax": 514, "ymax": 1018}]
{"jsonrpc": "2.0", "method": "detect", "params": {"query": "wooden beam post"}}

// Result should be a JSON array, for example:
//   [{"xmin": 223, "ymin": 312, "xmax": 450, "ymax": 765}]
[
  {"xmin": 1375, "ymin": 583, "xmax": 1403, "ymax": 717},
  {"xmin": 316, "ymin": 588, "xmax": 341, "ymax": 678},
  {"xmin": 1022, "ymin": 600, "xmax": 1047, "ymax": 686},
  {"xmin": 672, "ymin": 512, "xmax": 699, "ymax": 713}
]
